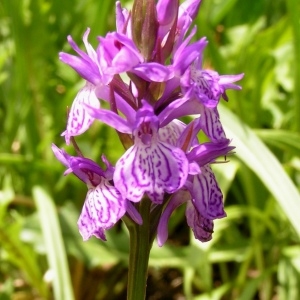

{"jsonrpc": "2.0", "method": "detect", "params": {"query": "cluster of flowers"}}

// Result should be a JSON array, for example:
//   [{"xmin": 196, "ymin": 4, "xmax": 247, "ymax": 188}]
[{"xmin": 52, "ymin": 0, "xmax": 243, "ymax": 245}]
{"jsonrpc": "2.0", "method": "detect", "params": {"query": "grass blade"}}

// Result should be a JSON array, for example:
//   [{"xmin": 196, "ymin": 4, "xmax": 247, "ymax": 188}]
[{"xmin": 32, "ymin": 186, "xmax": 75, "ymax": 300}]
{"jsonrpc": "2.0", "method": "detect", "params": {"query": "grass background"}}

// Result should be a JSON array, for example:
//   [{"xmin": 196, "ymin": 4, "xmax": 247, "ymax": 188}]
[{"xmin": 1, "ymin": 0, "xmax": 300, "ymax": 299}]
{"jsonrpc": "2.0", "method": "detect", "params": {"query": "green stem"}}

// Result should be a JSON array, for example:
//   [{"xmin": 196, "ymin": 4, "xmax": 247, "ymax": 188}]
[{"xmin": 126, "ymin": 199, "xmax": 152, "ymax": 300}]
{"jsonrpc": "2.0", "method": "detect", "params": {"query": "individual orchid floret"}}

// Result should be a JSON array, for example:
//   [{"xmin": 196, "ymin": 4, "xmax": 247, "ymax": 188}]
[
  {"xmin": 190, "ymin": 164, "xmax": 226, "ymax": 220},
  {"xmin": 59, "ymin": 28, "xmax": 102, "ymax": 85},
  {"xmin": 182, "ymin": 55, "xmax": 244, "ymax": 108},
  {"xmin": 62, "ymin": 82, "xmax": 100, "ymax": 145},
  {"xmin": 97, "ymin": 32, "xmax": 144, "ymax": 84},
  {"xmin": 186, "ymin": 200, "xmax": 214, "ymax": 242},
  {"xmin": 113, "ymin": 101, "xmax": 189, "ymax": 203},
  {"xmin": 186, "ymin": 139, "xmax": 233, "ymax": 221},
  {"xmin": 59, "ymin": 29, "xmax": 104, "ymax": 144},
  {"xmin": 157, "ymin": 182, "xmax": 215, "ymax": 246},
  {"xmin": 51, "ymin": 144, "xmax": 130, "ymax": 241},
  {"xmin": 157, "ymin": 138, "xmax": 233, "ymax": 246}
]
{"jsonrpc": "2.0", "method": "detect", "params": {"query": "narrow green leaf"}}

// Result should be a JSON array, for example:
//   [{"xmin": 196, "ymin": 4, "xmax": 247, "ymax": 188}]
[
  {"xmin": 238, "ymin": 267, "xmax": 276, "ymax": 300},
  {"xmin": 0, "ymin": 222, "xmax": 48, "ymax": 298},
  {"xmin": 219, "ymin": 104, "xmax": 300, "ymax": 238},
  {"xmin": 32, "ymin": 186, "xmax": 75, "ymax": 300},
  {"xmin": 255, "ymin": 129, "xmax": 300, "ymax": 153}
]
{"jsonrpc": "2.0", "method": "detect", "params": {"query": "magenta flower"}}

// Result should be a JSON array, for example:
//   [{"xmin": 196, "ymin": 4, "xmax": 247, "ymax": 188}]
[
  {"xmin": 51, "ymin": 144, "xmax": 141, "ymax": 240},
  {"xmin": 157, "ymin": 139, "xmax": 234, "ymax": 246},
  {"xmin": 59, "ymin": 28, "xmax": 103, "ymax": 144},
  {"xmin": 54, "ymin": 0, "xmax": 243, "ymax": 246}
]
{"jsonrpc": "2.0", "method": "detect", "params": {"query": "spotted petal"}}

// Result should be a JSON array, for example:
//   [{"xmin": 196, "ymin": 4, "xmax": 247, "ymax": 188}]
[
  {"xmin": 199, "ymin": 107, "xmax": 227, "ymax": 143},
  {"xmin": 62, "ymin": 82, "xmax": 100, "ymax": 144},
  {"xmin": 186, "ymin": 201, "xmax": 214, "ymax": 242},
  {"xmin": 158, "ymin": 120, "xmax": 186, "ymax": 146},
  {"xmin": 191, "ymin": 165, "xmax": 226, "ymax": 219},
  {"xmin": 114, "ymin": 141, "xmax": 189, "ymax": 203},
  {"xmin": 77, "ymin": 178, "xmax": 126, "ymax": 241}
]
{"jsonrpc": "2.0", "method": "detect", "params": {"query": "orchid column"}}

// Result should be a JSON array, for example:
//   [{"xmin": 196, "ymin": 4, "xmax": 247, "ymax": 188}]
[{"xmin": 53, "ymin": 0, "xmax": 243, "ymax": 299}]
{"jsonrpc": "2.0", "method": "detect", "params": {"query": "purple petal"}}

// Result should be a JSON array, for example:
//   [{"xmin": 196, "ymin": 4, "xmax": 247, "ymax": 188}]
[
  {"xmin": 116, "ymin": 1, "xmax": 129, "ymax": 33},
  {"xmin": 126, "ymin": 201, "xmax": 143, "ymax": 225},
  {"xmin": 179, "ymin": 0, "xmax": 201, "ymax": 21},
  {"xmin": 157, "ymin": 93, "xmax": 191, "ymax": 127},
  {"xmin": 157, "ymin": 190, "xmax": 189, "ymax": 246},
  {"xmin": 189, "ymin": 162, "xmax": 201, "ymax": 175},
  {"xmin": 61, "ymin": 82, "xmax": 100, "ymax": 144},
  {"xmin": 78, "ymin": 178, "xmax": 126, "ymax": 241},
  {"xmin": 172, "ymin": 37, "xmax": 207, "ymax": 76},
  {"xmin": 176, "ymin": 117, "xmax": 201, "ymax": 150},
  {"xmin": 51, "ymin": 144, "xmax": 106, "ymax": 185},
  {"xmin": 78, "ymin": 199, "xmax": 107, "ymax": 241},
  {"xmin": 51, "ymin": 144, "xmax": 70, "ymax": 167},
  {"xmin": 59, "ymin": 53, "xmax": 101, "ymax": 85},
  {"xmin": 187, "ymin": 139, "xmax": 234, "ymax": 166},
  {"xmin": 191, "ymin": 165, "xmax": 226, "ymax": 219},
  {"xmin": 67, "ymin": 156, "xmax": 105, "ymax": 184},
  {"xmin": 158, "ymin": 120, "xmax": 186, "ymax": 145},
  {"xmin": 218, "ymin": 73, "xmax": 244, "ymax": 89},
  {"xmin": 186, "ymin": 201, "xmax": 214, "ymax": 242},
  {"xmin": 98, "ymin": 32, "xmax": 143, "ymax": 79},
  {"xmin": 84, "ymin": 105, "xmax": 132, "ymax": 133},
  {"xmin": 114, "ymin": 140, "xmax": 189, "ymax": 203},
  {"xmin": 199, "ymin": 107, "xmax": 227, "ymax": 143},
  {"xmin": 157, "ymin": 0, "xmax": 178, "ymax": 26},
  {"xmin": 132, "ymin": 62, "xmax": 173, "ymax": 82},
  {"xmin": 82, "ymin": 28, "xmax": 98, "ymax": 61},
  {"xmin": 59, "ymin": 29, "xmax": 102, "ymax": 85}
]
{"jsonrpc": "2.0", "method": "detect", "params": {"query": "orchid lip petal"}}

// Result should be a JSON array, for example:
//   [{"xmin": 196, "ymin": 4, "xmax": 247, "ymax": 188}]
[
  {"xmin": 186, "ymin": 201, "xmax": 214, "ymax": 242},
  {"xmin": 77, "ymin": 179, "xmax": 126, "ymax": 241},
  {"xmin": 191, "ymin": 165, "xmax": 226, "ymax": 220},
  {"xmin": 62, "ymin": 82, "xmax": 100, "ymax": 145},
  {"xmin": 113, "ymin": 102, "xmax": 189, "ymax": 203},
  {"xmin": 114, "ymin": 139, "xmax": 189, "ymax": 204},
  {"xmin": 199, "ymin": 107, "xmax": 227, "ymax": 143}
]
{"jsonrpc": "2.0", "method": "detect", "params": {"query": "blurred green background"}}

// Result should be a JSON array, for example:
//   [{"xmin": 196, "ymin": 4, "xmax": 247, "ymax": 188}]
[{"xmin": 1, "ymin": 0, "xmax": 300, "ymax": 299}]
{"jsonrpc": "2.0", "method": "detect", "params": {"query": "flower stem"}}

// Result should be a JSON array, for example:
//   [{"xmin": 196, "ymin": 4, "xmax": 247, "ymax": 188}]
[{"xmin": 126, "ymin": 199, "xmax": 152, "ymax": 300}]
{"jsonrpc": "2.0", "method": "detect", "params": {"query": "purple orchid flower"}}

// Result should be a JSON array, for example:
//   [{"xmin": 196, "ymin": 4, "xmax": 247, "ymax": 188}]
[
  {"xmin": 51, "ymin": 144, "xmax": 141, "ymax": 241},
  {"xmin": 157, "ymin": 130, "xmax": 234, "ymax": 245},
  {"xmin": 55, "ymin": 0, "xmax": 244, "ymax": 246},
  {"xmin": 59, "ymin": 28, "xmax": 103, "ymax": 144},
  {"xmin": 183, "ymin": 58, "xmax": 244, "ymax": 108}
]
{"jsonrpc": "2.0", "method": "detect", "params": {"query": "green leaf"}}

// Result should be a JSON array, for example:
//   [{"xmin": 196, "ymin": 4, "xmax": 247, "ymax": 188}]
[
  {"xmin": 0, "ymin": 220, "xmax": 48, "ymax": 298},
  {"xmin": 219, "ymin": 104, "xmax": 300, "ymax": 238},
  {"xmin": 32, "ymin": 186, "xmax": 75, "ymax": 300},
  {"xmin": 255, "ymin": 129, "xmax": 300, "ymax": 153}
]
